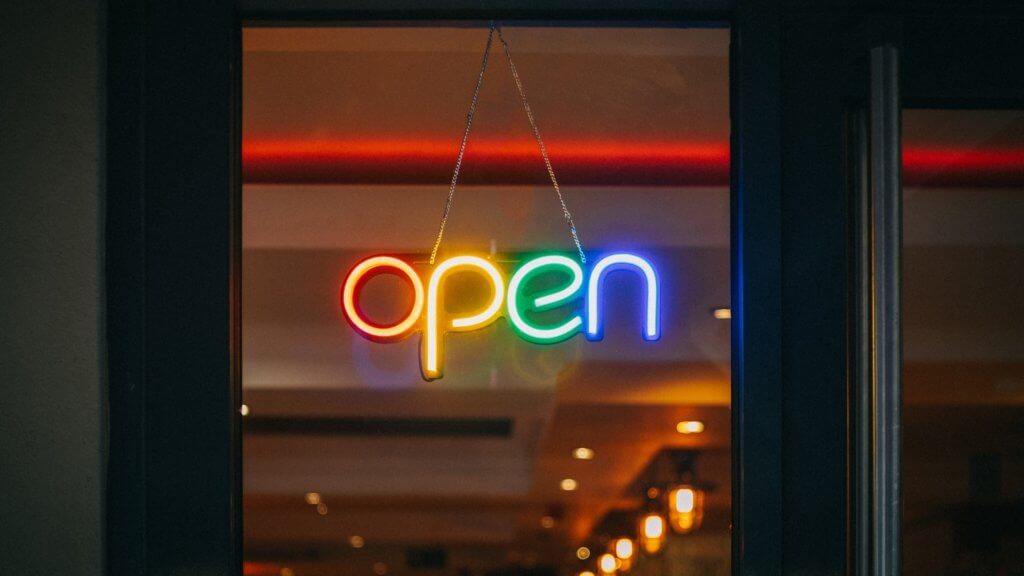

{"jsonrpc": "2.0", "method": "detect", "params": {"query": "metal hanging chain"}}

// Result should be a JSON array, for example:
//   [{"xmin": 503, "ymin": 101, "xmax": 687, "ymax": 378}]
[
  {"xmin": 429, "ymin": 24, "xmax": 586, "ymax": 264},
  {"xmin": 496, "ymin": 26, "xmax": 586, "ymax": 264},
  {"xmin": 429, "ymin": 24, "xmax": 495, "ymax": 265}
]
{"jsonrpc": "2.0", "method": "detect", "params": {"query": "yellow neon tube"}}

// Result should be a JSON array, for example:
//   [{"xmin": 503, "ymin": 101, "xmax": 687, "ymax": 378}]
[{"xmin": 423, "ymin": 255, "xmax": 505, "ymax": 379}]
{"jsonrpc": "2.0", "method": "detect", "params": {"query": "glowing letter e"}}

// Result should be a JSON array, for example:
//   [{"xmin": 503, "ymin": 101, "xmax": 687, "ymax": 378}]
[
  {"xmin": 507, "ymin": 255, "xmax": 584, "ymax": 344},
  {"xmin": 586, "ymin": 254, "xmax": 660, "ymax": 341},
  {"xmin": 424, "ymin": 256, "xmax": 505, "ymax": 380}
]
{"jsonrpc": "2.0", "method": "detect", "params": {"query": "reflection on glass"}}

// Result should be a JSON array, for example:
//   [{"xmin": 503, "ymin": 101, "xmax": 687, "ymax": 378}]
[
  {"xmin": 243, "ymin": 26, "xmax": 730, "ymax": 576},
  {"xmin": 902, "ymin": 110, "xmax": 1024, "ymax": 576}
]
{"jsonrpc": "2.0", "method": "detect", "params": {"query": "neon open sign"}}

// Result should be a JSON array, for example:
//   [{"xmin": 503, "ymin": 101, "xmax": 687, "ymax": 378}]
[{"xmin": 341, "ymin": 253, "xmax": 660, "ymax": 380}]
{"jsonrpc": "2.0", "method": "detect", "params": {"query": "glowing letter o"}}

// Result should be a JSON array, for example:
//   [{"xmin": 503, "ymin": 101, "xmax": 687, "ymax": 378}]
[{"xmin": 341, "ymin": 256, "xmax": 424, "ymax": 340}]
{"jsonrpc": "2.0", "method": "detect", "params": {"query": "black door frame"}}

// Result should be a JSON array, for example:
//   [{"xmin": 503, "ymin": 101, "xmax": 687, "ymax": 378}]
[
  {"xmin": 107, "ymin": 2, "xmax": 1022, "ymax": 575},
  {"xmin": 849, "ymin": 10, "xmax": 1024, "ymax": 576}
]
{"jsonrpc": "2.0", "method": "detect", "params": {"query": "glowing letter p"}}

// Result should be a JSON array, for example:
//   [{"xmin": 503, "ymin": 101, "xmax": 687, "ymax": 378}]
[{"xmin": 424, "ymin": 256, "xmax": 505, "ymax": 380}]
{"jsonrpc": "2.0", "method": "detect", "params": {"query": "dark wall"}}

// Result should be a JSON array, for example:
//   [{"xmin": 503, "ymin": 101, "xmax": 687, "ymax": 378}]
[{"xmin": 0, "ymin": 1, "xmax": 104, "ymax": 574}]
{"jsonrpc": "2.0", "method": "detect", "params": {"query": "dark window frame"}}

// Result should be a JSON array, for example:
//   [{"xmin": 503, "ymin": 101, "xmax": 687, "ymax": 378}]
[{"xmin": 105, "ymin": 2, "xmax": 789, "ymax": 574}]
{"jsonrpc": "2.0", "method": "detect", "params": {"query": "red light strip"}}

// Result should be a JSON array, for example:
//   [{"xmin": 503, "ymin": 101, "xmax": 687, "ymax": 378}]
[
  {"xmin": 243, "ymin": 138, "xmax": 1024, "ymax": 187},
  {"xmin": 902, "ymin": 147, "xmax": 1024, "ymax": 187},
  {"xmin": 243, "ymin": 138, "xmax": 729, "ymax": 186}
]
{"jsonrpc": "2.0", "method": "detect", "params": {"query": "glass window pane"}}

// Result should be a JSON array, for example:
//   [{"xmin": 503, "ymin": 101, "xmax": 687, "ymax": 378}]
[
  {"xmin": 903, "ymin": 109, "xmax": 1024, "ymax": 576},
  {"xmin": 243, "ymin": 26, "xmax": 731, "ymax": 576}
]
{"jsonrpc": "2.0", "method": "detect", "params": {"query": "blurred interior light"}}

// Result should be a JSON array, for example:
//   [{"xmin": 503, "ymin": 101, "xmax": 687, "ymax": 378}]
[
  {"xmin": 572, "ymin": 447, "xmax": 595, "ymax": 460},
  {"xmin": 576, "ymin": 547, "xmax": 591, "ymax": 560},
  {"xmin": 613, "ymin": 537, "xmax": 634, "ymax": 571},
  {"xmin": 711, "ymin": 307, "xmax": 731, "ymax": 319},
  {"xmin": 637, "ymin": 510, "xmax": 667, "ymax": 555},
  {"xmin": 676, "ymin": 421, "xmax": 705, "ymax": 434},
  {"xmin": 667, "ymin": 485, "xmax": 705, "ymax": 534},
  {"xmin": 304, "ymin": 492, "xmax": 321, "ymax": 505},
  {"xmin": 349, "ymin": 535, "xmax": 365, "ymax": 549},
  {"xmin": 540, "ymin": 515, "xmax": 556, "ymax": 529},
  {"xmin": 598, "ymin": 553, "xmax": 619, "ymax": 576},
  {"xmin": 240, "ymin": 403, "xmax": 250, "ymax": 416},
  {"xmin": 560, "ymin": 478, "xmax": 579, "ymax": 491},
  {"xmin": 316, "ymin": 502, "xmax": 328, "ymax": 516}
]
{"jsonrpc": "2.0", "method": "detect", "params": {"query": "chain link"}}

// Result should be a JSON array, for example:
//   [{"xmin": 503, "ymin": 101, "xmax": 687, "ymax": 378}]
[{"xmin": 429, "ymin": 23, "xmax": 586, "ymax": 264}]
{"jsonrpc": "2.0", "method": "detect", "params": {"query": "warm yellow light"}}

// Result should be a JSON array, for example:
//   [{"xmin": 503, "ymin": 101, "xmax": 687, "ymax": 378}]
[
  {"xmin": 613, "ymin": 537, "xmax": 634, "ymax": 571},
  {"xmin": 644, "ymin": 514, "xmax": 665, "ymax": 539},
  {"xmin": 572, "ymin": 447, "xmax": 595, "ymax": 460},
  {"xmin": 240, "ymin": 403, "xmax": 250, "ymax": 416},
  {"xmin": 576, "ymin": 547, "xmax": 591, "ymax": 560},
  {"xmin": 667, "ymin": 485, "xmax": 705, "ymax": 534},
  {"xmin": 349, "ymin": 535, "xmax": 365, "ymax": 549},
  {"xmin": 316, "ymin": 502, "xmax": 328, "ymax": 515},
  {"xmin": 674, "ymin": 488, "xmax": 695, "ymax": 513},
  {"xmin": 638, "ymin": 512, "xmax": 667, "ymax": 555},
  {"xmin": 676, "ymin": 420, "xmax": 705, "ymax": 434},
  {"xmin": 560, "ymin": 478, "xmax": 578, "ymax": 491},
  {"xmin": 598, "ymin": 553, "xmax": 619, "ymax": 575},
  {"xmin": 614, "ymin": 538, "xmax": 634, "ymax": 560},
  {"xmin": 304, "ymin": 492, "xmax": 321, "ymax": 505},
  {"xmin": 712, "ymin": 307, "xmax": 731, "ymax": 320},
  {"xmin": 579, "ymin": 571, "xmax": 596, "ymax": 576},
  {"xmin": 540, "ymin": 515, "xmax": 556, "ymax": 529}
]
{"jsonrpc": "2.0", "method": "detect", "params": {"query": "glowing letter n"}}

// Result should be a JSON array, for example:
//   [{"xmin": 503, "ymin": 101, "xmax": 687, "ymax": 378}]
[{"xmin": 585, "ymin": 253, "xmax": 660, "ymax": 341}]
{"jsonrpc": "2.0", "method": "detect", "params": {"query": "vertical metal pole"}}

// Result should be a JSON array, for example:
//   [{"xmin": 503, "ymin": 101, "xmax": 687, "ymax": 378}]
[{"xmin": 870, "ymin": 44, "xmax": 902, "ymax": 576}]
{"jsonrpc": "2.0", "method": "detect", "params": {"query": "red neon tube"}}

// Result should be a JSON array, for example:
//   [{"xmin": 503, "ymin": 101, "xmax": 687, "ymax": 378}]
[{"xmin": 243, "ymin": 137, "xmax": 1024, "ymax": 187}]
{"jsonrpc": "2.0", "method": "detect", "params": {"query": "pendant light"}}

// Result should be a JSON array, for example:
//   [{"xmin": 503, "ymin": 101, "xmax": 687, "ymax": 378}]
[
  {"xmin": 666, "ymin": 451, "xmax": 706, "ymax": 535},
  {"xmin": 597, "ymin": 553, "xmax": 619, "ymax": 576},
  {"xmin": 666, "ymin": 484, "xmax": 705, "ymax": 534},
  {"xmin": 612, "ymin": 537, "xmax": 634, "ymax": 572},
  {"xmin": 634, "ymin": 494, "xmax": 667, "ymax": 557}
]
